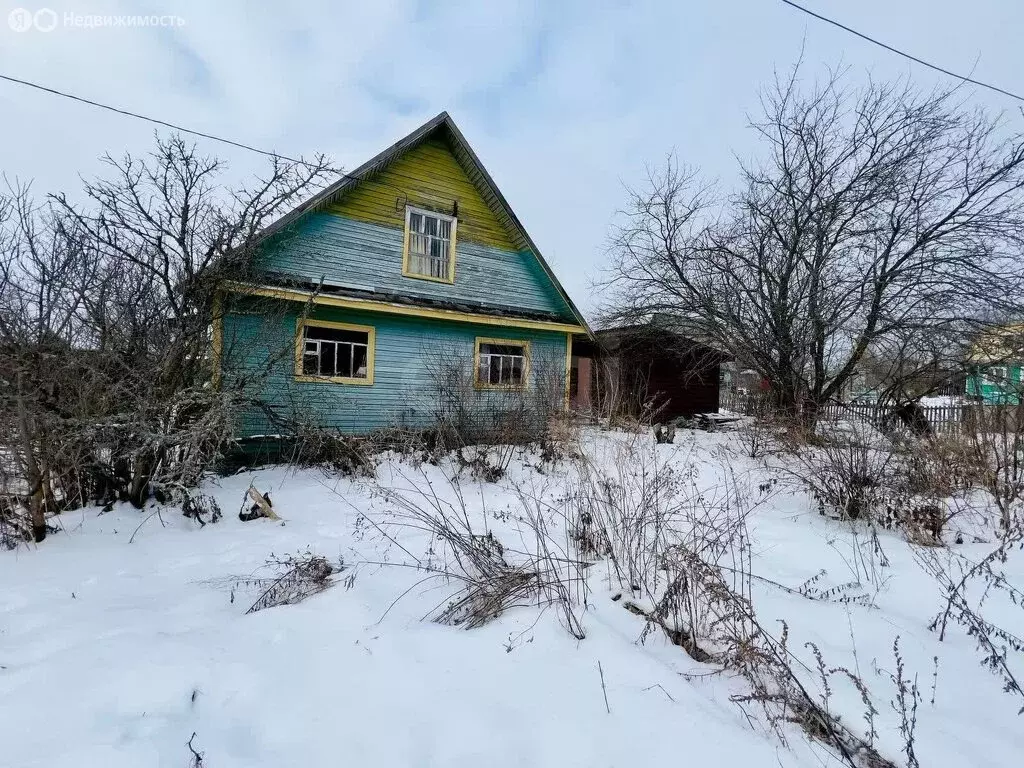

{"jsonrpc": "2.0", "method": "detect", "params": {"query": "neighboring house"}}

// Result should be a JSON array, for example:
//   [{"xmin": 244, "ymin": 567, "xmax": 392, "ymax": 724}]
[
  {"xmin": 840, "ymin": 351, "xmax": 963, "ymax": 405},
  {"xmin": 967, "ymin": 364, "xmax": 1023, "ymax": 404},
  {"xmin": 965, "ymin": 324, "xmax": 1024, "ymax": 404},
  {"xmin": 215, "ymin": 112, "xmax": 590, "ymax": 437},
  {"xmin": 580, "ymin": 321, "xmax": 730, "ymax": 421}
]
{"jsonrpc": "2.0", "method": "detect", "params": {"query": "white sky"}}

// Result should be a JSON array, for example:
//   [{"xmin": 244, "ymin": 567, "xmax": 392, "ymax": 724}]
[{"xmin": 1, "ymin": 1, "xmax": 1022, "ymax": 318}]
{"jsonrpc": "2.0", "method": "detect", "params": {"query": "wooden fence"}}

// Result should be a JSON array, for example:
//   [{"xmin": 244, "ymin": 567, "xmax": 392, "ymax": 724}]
[
  {"xmin": 820, "ymin": 402, "xmax": 966, "ymax": 434},
  {"xmin": 720, "ymin": 391, "xmax": 969, "ymax": 433}
]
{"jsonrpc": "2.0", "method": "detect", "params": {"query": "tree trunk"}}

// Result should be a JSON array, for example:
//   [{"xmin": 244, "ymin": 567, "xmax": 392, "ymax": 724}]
[
  {"xmin": 15, "ymin": 372, "xmax": 47, "ymax": 542},
  {"xmin": 128, "ymin": 459, "xmax": 151, "ymax": 509},
  {"xmin": 769, "ymin": 380, "xmax": 800, "ymax": 421},
  {"xmin": 801, "ymin": 397, "xmax": 821, "ymax": 432}
]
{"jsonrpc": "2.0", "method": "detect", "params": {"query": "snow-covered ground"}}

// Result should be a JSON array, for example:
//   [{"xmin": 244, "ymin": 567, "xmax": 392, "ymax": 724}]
[{"xmin": 2, "ymin": 428, "xmax": 1022, "ymax": 767}]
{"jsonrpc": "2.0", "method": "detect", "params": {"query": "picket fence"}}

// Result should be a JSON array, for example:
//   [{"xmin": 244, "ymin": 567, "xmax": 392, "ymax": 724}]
[
  {"xmin": 720, "ymin": 391, "xmax": 969, "ymax": 433},
  {"xmin": 819, "ymin": 402, "xmax": 966, "ymax": 434}
]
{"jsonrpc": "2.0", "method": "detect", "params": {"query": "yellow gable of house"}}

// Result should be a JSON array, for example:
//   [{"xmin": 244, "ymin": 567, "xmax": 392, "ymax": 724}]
[
  {"xmin": 969, "ymin": 323, "xmax": 1024, "ymax": 362},
  {"xmin": 327, "ymin": 136, "xmax": 518, "ymax": 252}
]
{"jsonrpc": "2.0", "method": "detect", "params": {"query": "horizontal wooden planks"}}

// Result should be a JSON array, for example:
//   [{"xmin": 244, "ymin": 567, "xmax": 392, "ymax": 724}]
[
  {"xmin": 326, "ymin": 136, "xmax": 517, "ymax": 251},
  {"xmin": 258, "ymin": 213, "xmax": 572, "ymax": 318},
  {"xmin": 222, "ymin": 301, "xmax": 569, "ymax": 436}
]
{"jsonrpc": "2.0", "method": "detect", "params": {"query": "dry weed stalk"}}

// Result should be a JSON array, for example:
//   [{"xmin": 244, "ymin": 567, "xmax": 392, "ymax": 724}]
[
  {"xmin": 228, "ymin": 550, "xmax": 342, "ymax": 614},
  {"xmin": 915, "ymin": 525, "xmax": 1024, "ymax": 713},
  {"xmin": 365, "ymin": 463, "xmax": 588, "ymax": 638}
]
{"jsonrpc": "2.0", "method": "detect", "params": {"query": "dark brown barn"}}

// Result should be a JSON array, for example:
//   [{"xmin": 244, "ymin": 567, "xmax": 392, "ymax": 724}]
[{"xmin": 570, "ymin": 323, "xmax": 729, "ymax": 421}]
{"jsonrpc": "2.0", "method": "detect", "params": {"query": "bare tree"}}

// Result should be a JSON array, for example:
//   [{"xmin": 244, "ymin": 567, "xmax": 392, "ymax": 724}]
[
  {"xmin": 0, "ymin": 179, "xmax": 103, "ymax": 539},
  {"xmin": 0, "ymin": 136, "xmax": 334, "ymax": 539},
  {"xmin": 605, "ymin": 66, "xmax": 1024, "ymax": 423},
  {"xmin": 49, "ymin": 136, "xmax": 334, "ymax": 507}
]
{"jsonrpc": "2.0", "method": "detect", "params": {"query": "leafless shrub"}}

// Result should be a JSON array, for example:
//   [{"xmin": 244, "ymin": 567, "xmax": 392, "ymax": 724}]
[
  {"xmin": 736, "ymin": 417, "xmax": 779, "ymax": 460},
  {"xmin": 420, "ymin": 346, "xmax": 567, "ymax": 446},
  {"xmin": 571, "ymin": 432, "xmax": 902, "ymax": 766},
  {"xmin": 454, "ymin": 445, "xmax": 511, "ymax": 483},
  {"xmin": 537, "ymin": 414, "xmax": 582, "ymax": 467},
  {"xmin": 899, "ymin": 432, "xmax": 978, "ymax": 499},
  {"xmin": 367, "ymin": 465, "xmax": 588, "ymax": 638},
  {"xmin": 414, "ymin": 347, "xmax": 576, "ymax": 482},
  {"xmin": 733, "ymin": 398, "xmax": 807, "ymax": 459},
  {"xmin": 593, "ymin": 357, "xmax": 671, "ymax": 429},
  {"xmin": 565, "ymin": 432, "xmax": 779, "ymax": 650},
  {"xmin": 790, "ymin": 418, "xmax": 961, "ymax": 551},
  {"xmin": 0, "ymin": 137, "xmax": 334, "ymax": 540},
  {"xmin": 230, "ymin": 549, "xmax": 342, "ymax": 613},
  {"xmin": 915, "ymin": 524, "xmax": 1024, "ymax": 713},
  {"xmin": 182, "ymin": 493, "xmax": 221, "ymax": 527},
  {"xmin": 591, "ymin": 356, "xmax": 627, "ymax": 426},
  {"xmin": 286, "ymin": 424, "xmax": 378, "ymax": 477},
  {"xmin": 564, "ymin": 436, "xmax": 680, "ymax": 594},
  {"xmin": 961, "ymin": 402, "xmax": 1024, "ymax": 529},
  {"xmin": 794, "ymin": 420, "xmax": 902, "ymax": 523},
  {"xmin": 0, "ymin": 497, "xmax": 33, "ymax": 549}
]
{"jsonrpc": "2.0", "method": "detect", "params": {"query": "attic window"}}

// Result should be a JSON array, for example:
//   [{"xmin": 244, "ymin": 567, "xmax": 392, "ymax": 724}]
[
  {"xmin": 475, "ymin": 338, "xmax": 529, "ymax": 389},
  {"xmin": 403, "ymin": 206, "xmax": 457, "ymax": 283}
]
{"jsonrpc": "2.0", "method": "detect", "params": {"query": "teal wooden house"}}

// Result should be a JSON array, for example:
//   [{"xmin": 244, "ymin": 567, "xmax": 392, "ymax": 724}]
[
  {"xmin": 966, "ymin": 363, "xmax": 1024, "ymax": 404},
  {"xmin": 214, "ymin": 113, "xmax": 590, "ymax": 437},
  {"xmin": 965, "ymin": 324, "xmax": 1024, "ymax": 404}
]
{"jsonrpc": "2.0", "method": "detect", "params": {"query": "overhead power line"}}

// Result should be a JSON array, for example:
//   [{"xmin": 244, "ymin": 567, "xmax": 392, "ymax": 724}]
[
  {"xmin": 780, "ymin": 0, "xmax": 1024, "ymax": 103},
  {"xmin": 0, "ymin": 72, "xmax": 430, "ymax": 202},
  {"xmin": 0, "ymin": 72, "xmax": 316, "ymax": 164}
]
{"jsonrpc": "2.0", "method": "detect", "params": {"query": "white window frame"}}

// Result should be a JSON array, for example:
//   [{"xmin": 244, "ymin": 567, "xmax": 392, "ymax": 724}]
[
  {"xmin": 475, "ymin": 337, "xmax": 529, "ymax": 390},
  {"xmin": 402, "ymin": 205, "xmax": 457, "ymax": 283},
  {"xmin": 983, "ymin": 365, "xmax": 1009, "ymax": 386},
  {"xmin": 294, "ymin": 319, "xmax": 375, "ymax": 385}
]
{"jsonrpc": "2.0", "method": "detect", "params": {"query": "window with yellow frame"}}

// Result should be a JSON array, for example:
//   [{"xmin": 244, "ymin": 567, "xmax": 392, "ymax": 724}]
[
  {"xmin": 295, "ymin": 319, "xmax": 376, "ymax": 385},
  {"xmin": 403, "ymin": 206, "xmax": 457, "ymax": 283},
  {"xmin": 474, "ymin": 337, "xmax": 529, "ymax": 390}
]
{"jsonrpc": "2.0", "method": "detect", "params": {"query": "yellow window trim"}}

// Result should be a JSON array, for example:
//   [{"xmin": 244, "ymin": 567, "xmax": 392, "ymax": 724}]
[
  {"xmin": 294, "ymin": 318, "xmax": 376, "ymax": 386},
  {"xmin": 223, "ymin": 281, "xmax": 587, "ymax": 335},
  {"xmin": 564, "ymin": 332, "xmax": 573, "ymax": 410},
  {"xmin": 474, "ymin": 336, "xmax": 530, "ymax": 391},
  {"xmin": 211, "ymin": 290, "xmax": 224, "ymax": 390},
  {"xmin": 402, "ymin": 205, "xmax": 458, "ymax": 284}
]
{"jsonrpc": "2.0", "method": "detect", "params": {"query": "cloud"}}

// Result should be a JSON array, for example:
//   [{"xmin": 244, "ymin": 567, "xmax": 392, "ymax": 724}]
[{"xmin": 1, "ymin": 0, "xmax": 1020, "ymax": 316}]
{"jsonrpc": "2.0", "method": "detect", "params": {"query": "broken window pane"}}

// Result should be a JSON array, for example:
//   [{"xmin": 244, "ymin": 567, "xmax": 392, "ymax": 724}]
[{"xmin": 301, "ymin": 325, "xmax": 370, "ymax": 380}]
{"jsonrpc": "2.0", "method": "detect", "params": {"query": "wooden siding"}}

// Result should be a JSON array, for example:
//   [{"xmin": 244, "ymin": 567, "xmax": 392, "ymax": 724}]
[
  {"xmin": 966, "ymin": 364, "xmax": 1024, "ymax": 404},
  {"xmin": 644, "ymin": 350, "xmax": 722, "ymax": 418},
  {"xmin": 327, "ymin": 136, "xmax": 516, "ymax": 251},
  {"xmin": 257, "ymin": 213, "xmax": 572, "ymax": 318},
  {"xmin": 591, "ymin": 329, "xmax": 726, "ymax": 420},
  {"xmin": 221, "ymin": 301, "xmax": 569, "ymax": 436}
]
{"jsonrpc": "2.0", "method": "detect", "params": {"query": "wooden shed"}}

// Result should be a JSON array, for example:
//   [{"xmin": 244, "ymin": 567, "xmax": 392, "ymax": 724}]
[{"xmin": 571, "ymin": 323, "xmax": 729, "ymax": 421}]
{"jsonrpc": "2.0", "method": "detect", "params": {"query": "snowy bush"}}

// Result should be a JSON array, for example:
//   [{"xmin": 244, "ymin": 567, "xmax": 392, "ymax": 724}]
[
  {"xmin": 370, "ymin": 464, "xmax": 588, "ymax": 638},
  {"xmin": 230, "ymin": 550, "xmax": 343, "ymax": 614},
  {"xmin": 960, "ymin": 403, "xmax": 1024, "ymax": 530}
]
